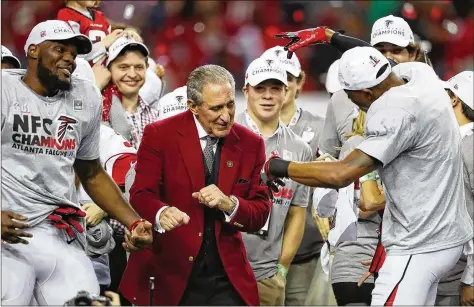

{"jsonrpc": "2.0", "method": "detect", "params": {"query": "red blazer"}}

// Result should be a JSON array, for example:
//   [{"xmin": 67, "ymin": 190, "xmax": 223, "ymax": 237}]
[{"xmin": 120, "ymin": 110, "xmax": 271, "ymax": 306}]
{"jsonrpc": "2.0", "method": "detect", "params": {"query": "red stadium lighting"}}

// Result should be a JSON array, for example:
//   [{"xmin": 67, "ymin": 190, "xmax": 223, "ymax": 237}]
[
  {"xmin": 155, "ymin": 44, "xmax": 168, "ymax": 55},
  {"xmin": 293, "ymin": 10, "xmax": 304, "ymax": 23},
  {"xmin": 402, "ymin": 2, "xmax": 417, "ymax": 20},
  {"xmin": 265, "ymin": 26, "xmax": 280, "ymax": 38},
  {"xmin": 431, "ymin": 7, "xmax": 442, "ymax": 22}
]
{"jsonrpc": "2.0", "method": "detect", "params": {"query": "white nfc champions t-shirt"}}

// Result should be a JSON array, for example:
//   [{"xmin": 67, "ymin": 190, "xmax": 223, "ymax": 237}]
[
  {"xmin": 357, "ymin": 62, "xmax": 474, "ymax": 255},
  {"xmin": 1, "ymin": 70, "xmax": 101, "ymax": 227}
]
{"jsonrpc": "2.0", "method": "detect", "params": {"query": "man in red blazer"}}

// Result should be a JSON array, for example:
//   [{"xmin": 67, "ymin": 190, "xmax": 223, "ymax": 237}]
[{"xmin": 120, "ymin": 64, "xmax": 272, "ymax": 306}]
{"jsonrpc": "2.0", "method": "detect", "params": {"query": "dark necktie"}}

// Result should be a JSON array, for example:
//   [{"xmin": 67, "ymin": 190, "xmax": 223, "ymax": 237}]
[{"xmin": 203, "ymin": 135, "xmax": 218, "ymax": 174}]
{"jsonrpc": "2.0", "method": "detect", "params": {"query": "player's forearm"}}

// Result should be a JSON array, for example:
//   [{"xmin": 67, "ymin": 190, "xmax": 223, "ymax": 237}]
[
  {"xmin": 74, "ymin": 159, "xmax": 140, "ymax": 227},
  {"xmin": 269, "ymin": 150, "xmax": 379, "ymax": 189},
  {"xmin": 279, "ymin": 206, "xmax": 306, "ymax": 268},
  {"xmin": 288, "ymin": 161, "xmax": 351, "ymax": 189},
  {"xmin": 81, "ymin": 170, "xmax": 140, "ymax": 228},
  {"xmin": 329, "ymin": 30, "xmax": 371, "ymax": 53}
]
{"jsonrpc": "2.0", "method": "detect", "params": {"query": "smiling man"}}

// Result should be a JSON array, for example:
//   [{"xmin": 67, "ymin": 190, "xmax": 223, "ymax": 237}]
[
  {"xmin": 120, "ymin": 64, "xmax": 272, "ymax": 306},
  {"xmin": 235, "ymin": 57, "xmax": 311, "ymax": 306},
  {"xmin": 106, "ymin": 37, "xmax": 158, "ymax": 148},
  {"xmin": 1, "ymin": 20, "xmax": 152, "ymax": 306}
]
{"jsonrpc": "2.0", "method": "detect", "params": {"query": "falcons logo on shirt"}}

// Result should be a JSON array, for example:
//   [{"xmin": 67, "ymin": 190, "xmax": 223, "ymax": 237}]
[{"xmin": 56, "ymin": 115, "xmax": 78, "ymax": 145}]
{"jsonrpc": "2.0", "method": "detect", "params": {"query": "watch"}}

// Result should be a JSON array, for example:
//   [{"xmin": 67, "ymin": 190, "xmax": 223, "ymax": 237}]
[{"xmin": 360, "ymin": 172, "xmax": 377, "ymax": 184}]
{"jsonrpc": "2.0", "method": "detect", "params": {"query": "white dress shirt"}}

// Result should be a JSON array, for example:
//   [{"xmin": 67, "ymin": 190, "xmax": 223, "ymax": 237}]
[{"xmin": 154, "ymin": 115, "xmax": 239, "ymax": 233}]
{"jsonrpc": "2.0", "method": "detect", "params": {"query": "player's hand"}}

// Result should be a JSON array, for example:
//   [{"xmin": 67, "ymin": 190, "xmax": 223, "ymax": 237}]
[
  {"xmin": 123, "ymin": 28, "xmax": 143, "ymax": 42},
  {"xmin": 123, "ymin": 220, "xmax": 153, "ymax": 252},
  {"xmin": 461, "ymin": 285, "xmax": 474, "ymax": 306},
  {"xmin": 91, "ymin": 291, "xmax": 121, "ymax": 306},
  {"xmin": 263, "ymin": 154, "xmax": 284, "ymax": 182},
  {"xmin": 1, "ymin": 211, "xmax": 32, "ymax": 244},
  {"xmin": 155, "ymin": 63, "xmax": 166, "ymax": 79},
  {"xmin": 274, "ymin": 27, "xmax": 330, "ymax": 57},
  {"xmin": 159, "ymin": 207, "xmax": 190, "ymax": 232},
  {"xmin": 82, "ymin": 202, "xmax": 107, "ymax": 227},
  {"xmin": 265, "ymin": 178, "xmax": 286, "ymax": 200},
  {"xmin": 102, "ymin": 29, "xmax": 124, "ymax": 49},
  {"xmin": 315, "ymin": 153, "xmax": 337, "ymax": 162},
  {"xmin": 358, "ymin": 259, "xmax": 374, "ymax": 287},
  {"xmin": 92, "ymin": 56, "xmax": 111, "ymax": 90},
  {"xmin": 192, "ymin": 185, "xmax": 234, "ymax": 212}
]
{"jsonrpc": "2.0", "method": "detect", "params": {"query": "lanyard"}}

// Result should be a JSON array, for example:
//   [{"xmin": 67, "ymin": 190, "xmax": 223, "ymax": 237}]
[
  {"xmin": 288, "ymin": 106, "xmax": 302, "ymax": 127},
  {"xmin": 244, "ymin": 110, "xmax": 282, "ymax": 154}
]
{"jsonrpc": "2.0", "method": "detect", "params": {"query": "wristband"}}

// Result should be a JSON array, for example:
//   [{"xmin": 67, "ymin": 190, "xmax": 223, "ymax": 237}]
[
  {"xmin": 269, "ymin": 158, "xmax": 290, "ymax": 178},
  {"xmin": 128, "ymin": 218, "xmax": 145, "ymax": 232},
  {"xmin": 360, "ymin": 172, "xmax": 377, "ymax": 184},
  {"xmin": 277, "ymin": 263, "xmax": 288, "ymax": 277}
]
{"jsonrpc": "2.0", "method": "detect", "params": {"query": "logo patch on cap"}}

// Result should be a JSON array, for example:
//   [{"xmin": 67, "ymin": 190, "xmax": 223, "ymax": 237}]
[
  {"xmin": 266, "ymin": 59, "xmax": 274, "ymax": 67},
  {"xmin": 176, "ymin": 95, "xmax": 184, "ymax": 103},
  {"xmin": 40, "ymin": 31, "xmax": 47, "ymax": 38},
  {"xmin": 385, "ymin": 20, "xmax": 394, "ymax": 28},
  {"xmin": 274, "ymin": 50, "xmax": 282, "ymax": 57},
  {"xmin": 369, "ymin": 55, "xmax": 380, "ymax": 67}
]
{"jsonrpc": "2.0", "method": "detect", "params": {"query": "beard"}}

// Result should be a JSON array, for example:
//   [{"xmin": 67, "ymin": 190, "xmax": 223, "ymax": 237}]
[{"xmin": 37, "ymin": 56, "xmax": 71, "ymax": 93}]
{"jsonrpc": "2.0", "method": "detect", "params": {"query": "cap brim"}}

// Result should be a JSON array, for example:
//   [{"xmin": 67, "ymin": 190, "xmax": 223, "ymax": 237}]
[
  {"xmin": 247, "ymin": 73, "xmax": 288, "ymax": 87},
  {"xmin": 371, "ymin": 36, "xmax": 410, "ymax": 48},
  {"xmin": 50, "ymin": 33, "xmax": 93, "ymax": 55},
  {"xmin": 440, "ymin": 80, "xmax": 451, "ymax": 90},
  {"xmin": 106, "ymin": 42, "xmax": 149, "ymax": 66},
  {"xmin": 326, "ymin": 76, "xmax": 343, "ymax": 94},
  {"xmin": 2, "ymin": 55, "xmax": 21, "ymax": 68}
]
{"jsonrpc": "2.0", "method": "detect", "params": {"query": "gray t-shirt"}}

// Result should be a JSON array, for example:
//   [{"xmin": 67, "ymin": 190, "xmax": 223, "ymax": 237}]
[
  {"xmin": 288, "ymin": 107, "xmax": 324, "ymax": 159},
  {"xmin": 1, "ymin": 70, "xmax": 102, "ymax": 227},
  {"xmin": 287, "ymin": 107, "xmax": 325, "ymax": 262},
  {"xmin": 318, "ymin": 90, "xmax": 357, "ymax": 158},
  {"xmin": 357, "ymin": 62, "xmax": 473, "ymax": 255},
  {"xmin": 438, "ymin": 125, "xmax": 474, "ymax": 296},
  {"xmin": 236, "ymin": 112, "xmax": 312, "ymax": 280},
  {"xmin": 331, "ymin": 135, "xmax": 382, "ymax": 284}
]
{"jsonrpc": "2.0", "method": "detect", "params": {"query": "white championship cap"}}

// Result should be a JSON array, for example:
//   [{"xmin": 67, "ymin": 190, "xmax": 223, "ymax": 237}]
[
  {"xmin": 325, "ymin": 59, "xmax": 342, "ymax": 94},
  {"xmin": 157, "ymin": 86, "xmax": 188, "ymax": 120},
  {"xmin": 245, "ymin": 57, "xmax": 288, "ymax": 87},
  {"xmin": 338, "ymin": 46, "xmax": 391, "ymax": 91},
  {"xmin": 24, "ymin": 20, "xmax": 92, "ymax": 55},
  {"xmin": 261, "ymin": 46, "xmax": 301, "ymax": 77},
  {"xmin": 1, "ymin": 45, "xmax": 21, "ymax": 68},
  {"xmin": 443, "ymin": 71, "xmax": 474, "ymax": 110},
  {"xmin": 371, "ymin": 15, "xmax": 415, "ymax": 47},
  {"xmin": 106, "ymin": 37, "xmax": 149, "ymax": 67}
]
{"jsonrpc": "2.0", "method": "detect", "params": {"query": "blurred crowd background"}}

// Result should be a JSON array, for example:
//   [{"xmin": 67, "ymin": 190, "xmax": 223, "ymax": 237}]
[{"xmin": 2, "ymin": 0, "xmax": 473, "ymax": 94}]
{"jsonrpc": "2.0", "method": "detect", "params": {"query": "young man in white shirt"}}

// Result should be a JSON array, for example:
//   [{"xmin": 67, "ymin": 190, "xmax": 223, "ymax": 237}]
[{"xmin": 264, "ymin": 46, "xmax": 473, "ymax": 305}]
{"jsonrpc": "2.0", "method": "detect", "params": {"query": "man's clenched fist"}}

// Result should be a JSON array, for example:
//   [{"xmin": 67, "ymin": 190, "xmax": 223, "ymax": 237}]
[
  {"xmin": 159, "ymin": 207, "xmax": 190, "ymax": 231},
  {"xmin": 192, "ymin": 184, "xmax": 235, "ymax": 212}
]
